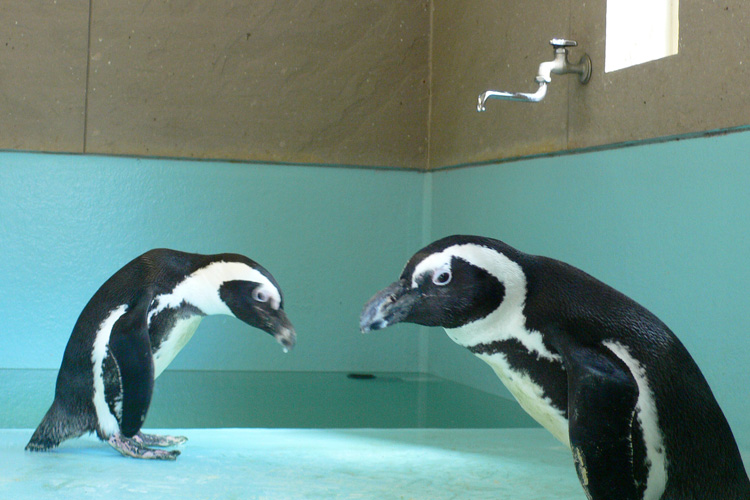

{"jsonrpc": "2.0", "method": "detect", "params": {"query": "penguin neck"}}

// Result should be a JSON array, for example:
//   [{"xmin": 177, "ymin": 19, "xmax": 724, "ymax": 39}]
[
  {"xmin": 446, "ymin": 301, "xmax": 570, "ymax": 446},
  {"xmin": 149, "ymin": 261, "xmax": 265, "ymax": 321},
  {"xmin": 442, "ymin": 262, "xmax": 569, "ymax": 446}
]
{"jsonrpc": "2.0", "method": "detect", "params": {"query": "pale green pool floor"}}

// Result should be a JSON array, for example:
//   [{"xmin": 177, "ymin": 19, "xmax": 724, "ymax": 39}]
[
  {"xmin": 2, "ymin": 428, "xmax": 583, "ymax": 500},
  {"xmin": 2, "ymin": 370, "xmax": 581, "ymax": 498},
  {"xmin": 3, "ymin": 371, "xmax": 748, "ymax": 499}
]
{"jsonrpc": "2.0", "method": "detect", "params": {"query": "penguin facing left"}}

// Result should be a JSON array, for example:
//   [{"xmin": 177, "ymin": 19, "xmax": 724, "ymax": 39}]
[
  {"xmin": 360, "ymin": 235, "xmax": 750, "ymax": 499},
  {"xmin": 26, "ymin": 249, "xmax": 296, "ymax": 460}
]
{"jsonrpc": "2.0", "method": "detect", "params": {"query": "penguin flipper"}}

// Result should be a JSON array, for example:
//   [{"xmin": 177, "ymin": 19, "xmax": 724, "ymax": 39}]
[
  {"xmin": 108, "ymin": 302, "xmax": 154, "ymax": 438},
  {"xmin": 565, "ymin": 345, "xmax": 640, "ymax": 500}
]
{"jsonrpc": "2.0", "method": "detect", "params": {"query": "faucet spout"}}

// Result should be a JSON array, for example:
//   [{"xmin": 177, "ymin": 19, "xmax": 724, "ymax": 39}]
[{"xmin": 477, "ymin": 80, "xmax": 548, "ymax": 111}]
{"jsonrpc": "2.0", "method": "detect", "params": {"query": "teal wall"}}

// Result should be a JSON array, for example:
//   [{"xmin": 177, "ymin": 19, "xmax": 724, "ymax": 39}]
[
  {"xmin": 429, "ymin": 130, "xmax": 750, "ymax": 448},
  {"xmin": 1, "ymin": 132, "xmax": 748, "ymax": 447},
  {"xmin": 0, "ymin": 153, "xmax": 426, "ymax": 373}
]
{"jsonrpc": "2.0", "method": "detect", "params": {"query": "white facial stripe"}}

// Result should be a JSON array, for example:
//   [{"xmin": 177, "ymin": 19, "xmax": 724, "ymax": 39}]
[
  {"xmin": 91, "ymin": 304, "xmax": 128, "ymax": 437},
  {"xmin": 412, "ymin": 244, "xmax": 526, "ymax": 296},
  {"xmin": 604, "ymin": 341, "xmax": 668, "ymax": 500},
  {"xmin": 411, "ymin": 251, "xmax": 453, "ymax": 288},
  {"xmin": 148, "ymin": 261, "xmax": 281, "ymax": 323},
  {"xmin": 421, "ymin": 244, "xmax": 560, "ymax": 362},
  {"xmin": 253, "ymin": 282, "xmax": 281, "ymax": 310}
]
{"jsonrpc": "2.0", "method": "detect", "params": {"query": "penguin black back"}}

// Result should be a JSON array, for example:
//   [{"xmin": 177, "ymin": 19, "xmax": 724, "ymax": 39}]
[{"xmin": 522, "ymin": 252, "xmax": 749, "ymax": 499}]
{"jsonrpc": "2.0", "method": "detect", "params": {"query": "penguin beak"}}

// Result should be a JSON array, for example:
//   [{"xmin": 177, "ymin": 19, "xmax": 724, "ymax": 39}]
[
  {"xmin": 360, "ymin": 280, "xmax": 417, "ymax": 333},
  {"xmin": 264, "ymin": 308, "xmax": 297, "ymax": 352}
]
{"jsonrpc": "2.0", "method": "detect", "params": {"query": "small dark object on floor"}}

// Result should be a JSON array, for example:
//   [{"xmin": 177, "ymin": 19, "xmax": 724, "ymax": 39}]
[{"xmin": 347, "ymin": 373, "xmax": 376, "ymax": 380}]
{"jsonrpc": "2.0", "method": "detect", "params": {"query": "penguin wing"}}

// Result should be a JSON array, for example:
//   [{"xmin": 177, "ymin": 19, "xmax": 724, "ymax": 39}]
[
  {"xmin": 564, "ymin": 344, "xmax": 640, "ymax": 500},
  {"xmin": 108, "ymin": 301, "xmax": 155, "ymax": 438}
]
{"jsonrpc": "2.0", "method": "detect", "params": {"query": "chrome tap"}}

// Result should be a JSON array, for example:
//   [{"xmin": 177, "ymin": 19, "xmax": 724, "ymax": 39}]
[
  {"xmin": 477, "ymin": 39, "xmax": 592, "ymax": 111},
  {"xmin": 537, "ymin": 39, "xmax": 592, "ymax": 83}
]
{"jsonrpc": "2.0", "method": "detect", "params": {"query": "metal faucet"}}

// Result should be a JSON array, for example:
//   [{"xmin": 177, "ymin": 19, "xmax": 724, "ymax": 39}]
[{"xmin": 477, "ymin": 39, "xmax": 592, "ymax": 111}]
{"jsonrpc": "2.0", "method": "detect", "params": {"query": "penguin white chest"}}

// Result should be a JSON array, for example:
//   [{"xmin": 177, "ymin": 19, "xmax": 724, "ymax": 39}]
[
  {"xmin": 152, "ymin": 315, "xmax": 203, "ymax": 378},
  {"xmin": 444, "ymin": 317, "xmax": 570, "ymax": 447},
  {"xmin": 477, "ymin": 352, "xmax": 570, "ymax": 447}
]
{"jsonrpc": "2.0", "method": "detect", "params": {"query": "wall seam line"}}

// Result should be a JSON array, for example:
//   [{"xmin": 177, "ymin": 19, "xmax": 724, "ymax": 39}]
[
  {"xmin": 82, "ymin": 0, "xmax": 94, "ymax": 154},
  {"xmin": 566, "ymin": 0, "xmax": 573, "ymax": 149},
  {"xmin": 425, "ymin": 0, "xmax": 434, "ymax": 171},
  {"xmin": 417, "ymin": 170, "xmax": 434, "ymax": 426}
]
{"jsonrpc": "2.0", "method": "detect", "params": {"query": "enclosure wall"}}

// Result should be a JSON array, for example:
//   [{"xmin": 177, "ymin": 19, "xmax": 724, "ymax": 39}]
[
  {"xmin": 430, "ymin": 129, "xmax": 750, "ymax": 449},
  {"xmin": 0, "ymin": 153, "xmax": 426, "ymax": 372}
]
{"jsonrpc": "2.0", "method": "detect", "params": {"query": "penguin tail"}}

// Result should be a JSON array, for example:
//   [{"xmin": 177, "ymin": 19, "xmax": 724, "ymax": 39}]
[{"xmin": 25, "ymin": 400, "xmax": 86, "ymax": 452}]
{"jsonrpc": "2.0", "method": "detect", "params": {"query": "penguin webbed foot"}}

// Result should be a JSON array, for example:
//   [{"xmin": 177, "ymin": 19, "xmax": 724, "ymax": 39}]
[
  {"xmin": 107, "ymin": 433, "xmax": 181, "ymax": 460},
  {"xmin": 133, "ymin": 431, "xmax": 188, "ymax": 447}
]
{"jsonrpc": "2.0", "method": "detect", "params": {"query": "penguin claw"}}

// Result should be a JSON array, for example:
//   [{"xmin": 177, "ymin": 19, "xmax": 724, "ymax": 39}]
[{"xmin": 107, "ymin": 434, "xmax": 182, "ymax": 460}]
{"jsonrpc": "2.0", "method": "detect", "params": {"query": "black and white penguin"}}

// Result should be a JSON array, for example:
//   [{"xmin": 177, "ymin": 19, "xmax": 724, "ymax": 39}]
[
  {"xmin": 360, "ymin": 235, "xmax": 750, "ymax": 499},
  {"xmin": 26, "ymin": 249, "xmax": 295, "ymax": 460}
]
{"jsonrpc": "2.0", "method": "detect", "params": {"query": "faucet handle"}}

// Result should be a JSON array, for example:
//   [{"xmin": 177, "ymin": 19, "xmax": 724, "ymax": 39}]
[{"xmin": 549, "ymin": 38, "xmax": 577, "ymax": 49}]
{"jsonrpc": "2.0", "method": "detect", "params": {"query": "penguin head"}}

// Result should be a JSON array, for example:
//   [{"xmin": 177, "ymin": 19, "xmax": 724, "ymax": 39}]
[
  {"xmin": 360, "ymin": 235, "xmax": 526, "ymax": 336},
  {"xmin": 214, "ymin": 258, "xmax": 296, "ymax": 351},
  {"xmin": 177, "ymin": 254, "xmax": 296, "ymax": 350}
]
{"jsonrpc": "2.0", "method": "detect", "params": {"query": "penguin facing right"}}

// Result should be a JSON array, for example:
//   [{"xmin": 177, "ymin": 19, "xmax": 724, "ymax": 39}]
[
  {"xmin": 360, "ymin": 235, "xmax": 750, "ymax": 499},
  {"xmin": 26, "ymin": 248, "xmax": 296, "ymax": 460}
]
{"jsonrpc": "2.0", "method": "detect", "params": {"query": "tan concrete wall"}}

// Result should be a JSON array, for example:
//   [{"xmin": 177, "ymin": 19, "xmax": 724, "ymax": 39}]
[
  {"xmin": 0, "ymin": 1, "xmax": 429, "ymax": 169},
  {"xmin": 0, "ymin": 1, "xmax": 89, "ymax": 152},
  {"xmin": 568, "ymin": 0, "xmax": 750, "ymax": 151},
  {"xmin": 429, "ymin": 0, "xmax": 570, "ymax": 168},
  {"xmin": 0, "ymin": 1, "xmax": 747, "ymax": 169},
  {"xmin": 429, "ymin": 0, "xmax": 750, "ymax": 169}
]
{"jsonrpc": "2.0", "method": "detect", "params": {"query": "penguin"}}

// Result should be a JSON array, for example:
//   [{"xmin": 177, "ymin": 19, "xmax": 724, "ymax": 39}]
[
  {"xmin": 26, "ymin": 248, "xmax": 296, "ymax": 460},
  {"xmin": 360, "ymin": 235, "xmax": 750, "ymax": 499}
]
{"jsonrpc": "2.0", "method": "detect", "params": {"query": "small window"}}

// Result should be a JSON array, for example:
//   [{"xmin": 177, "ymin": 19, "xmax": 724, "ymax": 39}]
[{"xmin": 605, "ymin": 0, "xmax": 679, "ymax": 72}]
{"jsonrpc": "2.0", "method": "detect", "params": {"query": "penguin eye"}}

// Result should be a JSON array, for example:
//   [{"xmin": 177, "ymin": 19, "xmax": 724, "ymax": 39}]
[
  {"xmin": 432, "ymin": 270, "xmax": 452, "ymax": 286},
  {"xmin": 252, "ymin": 289, "xmax": 269, "ymax": 303}
]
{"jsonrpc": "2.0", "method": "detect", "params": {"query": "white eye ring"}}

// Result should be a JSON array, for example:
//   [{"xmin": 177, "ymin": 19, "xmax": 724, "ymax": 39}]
[
  {"xmin": 253, "ymin": 289, "xmax": 269, "ymax": 303},
  {"xmin": 432, "ymin": 269, "xmax": 452, "ymax": 286}
]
